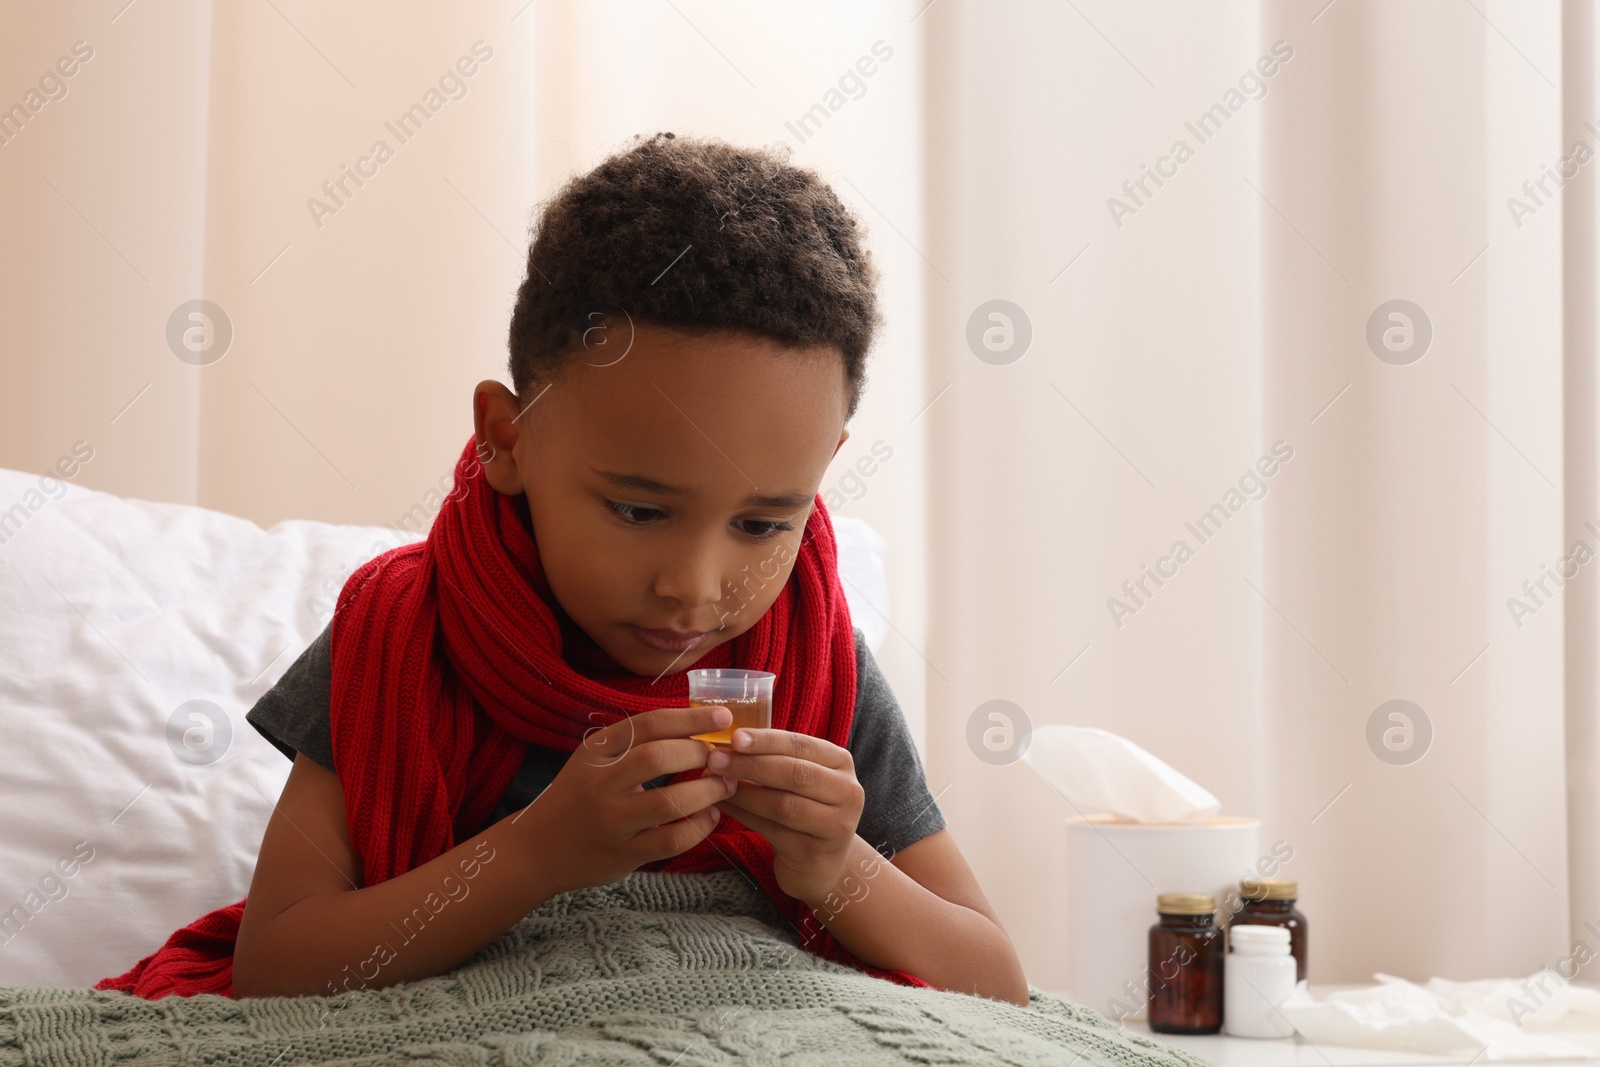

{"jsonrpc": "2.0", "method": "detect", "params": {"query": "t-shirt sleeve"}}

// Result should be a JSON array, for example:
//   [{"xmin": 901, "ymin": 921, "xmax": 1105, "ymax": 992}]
[
  {"xmin": 245, "ymin": 622, "xmax": 337, "ymax": 773},
  {"xmin": 848, "ymin": 627, "xmax": 946, "ymax": 857}
]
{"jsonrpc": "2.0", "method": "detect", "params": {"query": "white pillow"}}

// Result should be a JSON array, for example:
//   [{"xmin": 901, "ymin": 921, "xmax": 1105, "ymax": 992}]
[{"xmin": 0, "ymin": 466, "xmax": 887, "ymax": 987}]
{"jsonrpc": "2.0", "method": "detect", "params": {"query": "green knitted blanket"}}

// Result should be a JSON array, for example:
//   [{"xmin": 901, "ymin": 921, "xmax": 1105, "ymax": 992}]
[{"xmin": 0, "ymin": 871, "xmax": 1215, "ymax": 1066}]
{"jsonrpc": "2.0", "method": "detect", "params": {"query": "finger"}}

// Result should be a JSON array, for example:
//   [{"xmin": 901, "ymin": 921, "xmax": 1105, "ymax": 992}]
[
  {"xmin": 630, "ymin": 805, "xmax": 721, "ymax": 862},
  {"xmin": 714, "ymin": 795, "xmax": 802, "ymax": 844},
  {"xmin": 704, "ymin": 749, "xmax": 855, "ymax": 804},
  {"xmin": 728, "ymin": 728, "xmax": 851, "ymax": 770},
  {"xmin": 620, "ymin": 774, "xmax": 737, "ymax": 834},
  {"xmin": 627, "ymin": 704, "xmax": 735, "ymax": 744},
  {"xmin": 715, "ymin": 784, "xmax": 841, "ymax": 840},
  {"xmin": 612, "ymin": 737, "xmax": 720, "ymax": 790},
  {"xmin": 579, "ymin": 705, "xmax": 732, "ymax": 766}
]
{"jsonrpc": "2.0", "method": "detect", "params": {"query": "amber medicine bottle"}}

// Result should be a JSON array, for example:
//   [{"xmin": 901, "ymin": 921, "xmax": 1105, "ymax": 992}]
[
  {"xmin": 1147, "ymin": 893, "xmax": 1223, "ymax": 1034},
  {"xmin": 1232, "ymin": 878, "xmax": 1308, "ymax": 982}
]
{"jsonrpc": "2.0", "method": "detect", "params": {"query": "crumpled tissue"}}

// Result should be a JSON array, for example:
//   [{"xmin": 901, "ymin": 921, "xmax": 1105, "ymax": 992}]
[
  {"xmin": 1279, "ymin": 972, "xmax": 1600, "ymax": 1060},
  {"xmin": 1019, "ymin": 724, "xmax": 1220, "ymax": 823}
]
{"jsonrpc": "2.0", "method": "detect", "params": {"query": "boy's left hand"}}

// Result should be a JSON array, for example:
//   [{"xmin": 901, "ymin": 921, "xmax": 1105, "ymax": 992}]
[{"xmin": 704, "ymin": 729, "xmax": 862, "ymax": 904}]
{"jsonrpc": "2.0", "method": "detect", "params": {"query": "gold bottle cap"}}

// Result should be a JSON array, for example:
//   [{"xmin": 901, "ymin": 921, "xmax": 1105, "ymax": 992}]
[
  {"xmin": 1156, "ymin": 893, "xmax": 1216, "ymax": 915},
  {"xmin": 1240, "ymin": 877, "xmax": 1297, "ymax": 900}
]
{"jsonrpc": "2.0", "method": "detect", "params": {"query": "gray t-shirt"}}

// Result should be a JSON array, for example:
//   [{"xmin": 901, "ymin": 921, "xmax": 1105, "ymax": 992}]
[{"xmin": 246, "ymin": 624, "xmax": 945, "ymax": 856}]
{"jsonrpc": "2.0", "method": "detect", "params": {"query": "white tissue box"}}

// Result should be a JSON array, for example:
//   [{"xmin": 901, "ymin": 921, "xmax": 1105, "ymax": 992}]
[{"xmin": 1065, "ymin": 815, "xmax": 1260, "ymax": 1020}]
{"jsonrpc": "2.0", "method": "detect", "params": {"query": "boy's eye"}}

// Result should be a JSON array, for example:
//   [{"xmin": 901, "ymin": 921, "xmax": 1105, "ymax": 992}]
[
  {"xmin": 604, "ymin": 500, "xmax": 665, "ymax": 525},
  {"xmin": 738, "ymin": 519, "xmax": 794, "ymax": 540}
]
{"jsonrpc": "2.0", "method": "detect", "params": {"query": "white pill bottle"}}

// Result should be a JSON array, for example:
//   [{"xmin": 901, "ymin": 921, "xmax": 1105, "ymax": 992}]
[{"xmin": 1223, "ymin": 924, "xmax": 1297, "ymax": 1038}]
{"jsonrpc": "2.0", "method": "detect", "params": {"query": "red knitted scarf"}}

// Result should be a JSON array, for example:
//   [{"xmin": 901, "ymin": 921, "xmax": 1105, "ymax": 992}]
[{"xmin": 95, "ymin": 435, "xmax": 928, "ymax": 999}]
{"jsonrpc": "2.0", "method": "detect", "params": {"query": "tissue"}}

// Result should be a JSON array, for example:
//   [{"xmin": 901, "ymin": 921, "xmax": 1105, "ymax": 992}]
[
  {"xmin": 1417, "ymin": 973, "xmax": 1600, "ymax": 1023},
  {"xmin": 1021, "ymin": 724, "xmax": 1220, "ymax": 823},
  {"xmin": 1279, "ymin": 974, "xmax": 1600, "ymax": 1061}
]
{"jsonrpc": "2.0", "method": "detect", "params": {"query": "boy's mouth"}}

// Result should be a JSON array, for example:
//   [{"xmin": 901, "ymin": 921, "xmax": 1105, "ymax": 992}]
[{"xmin": 629, "ymin": 624, "xmax": 710, "ymax": 653}]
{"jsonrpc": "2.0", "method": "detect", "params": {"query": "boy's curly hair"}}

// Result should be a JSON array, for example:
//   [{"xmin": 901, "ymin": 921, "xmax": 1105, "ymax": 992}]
[{"xmin": 507, "ymin": 132, "xmax": 882, "ymax": 421}]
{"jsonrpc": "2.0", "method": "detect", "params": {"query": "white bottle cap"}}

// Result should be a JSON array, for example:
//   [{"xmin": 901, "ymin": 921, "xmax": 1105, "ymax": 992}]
[{"xmin": 1229, "ymin": 924, "xmax": 1291, "ymax": 955}]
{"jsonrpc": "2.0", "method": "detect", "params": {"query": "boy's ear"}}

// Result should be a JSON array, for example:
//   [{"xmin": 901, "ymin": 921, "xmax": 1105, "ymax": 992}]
[
  {"xmin": 832, "ymin": 427, "xmax": 850, "ymax": 459},
  {"xmin": 471, "ymin": 380, "xmax": 528, "ymax": 496}
]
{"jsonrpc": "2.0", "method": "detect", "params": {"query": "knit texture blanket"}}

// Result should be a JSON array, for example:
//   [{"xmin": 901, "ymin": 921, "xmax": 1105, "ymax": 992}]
[{"xmin": 3, "ymin": 872, "xmax": 1214, "ymax": 1066}]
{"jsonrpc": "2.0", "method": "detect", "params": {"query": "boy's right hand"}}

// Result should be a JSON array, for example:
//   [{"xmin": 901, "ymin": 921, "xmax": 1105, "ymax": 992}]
[{"xmin": 511, "ymin": 704, "xmax": 737, "ymax": 896}]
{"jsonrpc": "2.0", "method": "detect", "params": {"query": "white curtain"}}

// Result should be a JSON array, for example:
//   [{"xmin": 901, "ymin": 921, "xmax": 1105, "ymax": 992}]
[
  {"xmin": 922, "ymin": 0, "xmax": 1584, "ymax": 992},
  {"xmin": 3, "ymin": 0, "xmax": 1597, "ymax": 993},
  {"xmin": 1567, "ymin": 0, "xmax": 1600, "ymax": 983}
]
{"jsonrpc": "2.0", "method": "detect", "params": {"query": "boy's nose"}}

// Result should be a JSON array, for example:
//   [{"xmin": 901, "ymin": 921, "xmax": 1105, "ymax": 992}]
[{"xmin": 651, "ymin": 545, "xmax": 728, "ymax": 611}]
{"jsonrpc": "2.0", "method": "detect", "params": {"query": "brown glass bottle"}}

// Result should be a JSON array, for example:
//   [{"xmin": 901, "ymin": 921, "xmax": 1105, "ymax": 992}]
[
  {"xmin": 1232, "ymin": 878, "xmax": 1308, "ymax": 983},
  {"xmin": 1147, "ymin": 893, "xmax": 1223, "ymax": 1034}
]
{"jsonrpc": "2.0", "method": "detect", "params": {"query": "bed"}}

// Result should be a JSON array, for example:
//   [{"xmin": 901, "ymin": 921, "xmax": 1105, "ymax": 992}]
[{"xmin": 0, "ymin": 465, "xmax": 1210, "ymax": 1065}]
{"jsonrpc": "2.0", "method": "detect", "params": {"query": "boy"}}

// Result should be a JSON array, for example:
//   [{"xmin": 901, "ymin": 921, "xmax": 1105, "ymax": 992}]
[{"xmin": 98, "ymin": 133, "xmax": 1027, "ymax": 1005}]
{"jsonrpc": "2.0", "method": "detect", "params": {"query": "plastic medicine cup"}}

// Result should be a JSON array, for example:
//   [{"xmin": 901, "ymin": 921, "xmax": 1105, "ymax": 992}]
[{"xmin": 687, "ymin": 668, "xmax": 775, "ymax": 746}]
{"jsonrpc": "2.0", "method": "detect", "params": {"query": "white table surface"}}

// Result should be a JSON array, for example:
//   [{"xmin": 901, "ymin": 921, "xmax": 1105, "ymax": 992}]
[
  {"xmin": 1134, "ymin": 1026, "xmax": 1600, "ymax": 1067},
  {"xmin": 1048, "ymin": 985, "xmax": 1600, "ymax": 1067}
]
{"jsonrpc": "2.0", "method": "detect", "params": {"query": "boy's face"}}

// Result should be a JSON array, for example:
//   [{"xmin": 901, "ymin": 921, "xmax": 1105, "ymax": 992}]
[{"xmin": 473, "ymin": 323, "xmax": 852, "ymax": 678}]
